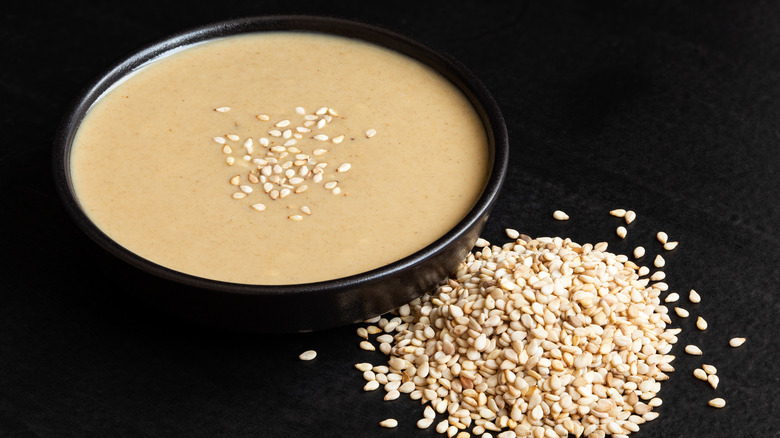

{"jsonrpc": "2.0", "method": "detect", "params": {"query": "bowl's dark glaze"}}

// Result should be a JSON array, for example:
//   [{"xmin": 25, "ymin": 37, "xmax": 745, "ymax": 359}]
[{"xmin": 53, "ymin": 15, "xmax": 509, "ymax": 332}]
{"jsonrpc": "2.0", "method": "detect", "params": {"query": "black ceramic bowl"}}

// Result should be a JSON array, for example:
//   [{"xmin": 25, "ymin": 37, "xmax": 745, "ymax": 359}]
[{"xmin": 53, "ymin": 15, "xmax": 509, "ymax": 333}]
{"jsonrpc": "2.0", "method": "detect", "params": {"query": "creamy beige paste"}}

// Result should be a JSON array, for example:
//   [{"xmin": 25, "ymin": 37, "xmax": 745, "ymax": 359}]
[{"xmin": 71, "ymin": 32, "xmax": 488, "ymax": 284}]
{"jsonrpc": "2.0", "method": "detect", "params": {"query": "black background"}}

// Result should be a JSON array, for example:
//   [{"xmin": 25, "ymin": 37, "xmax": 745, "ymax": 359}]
[{"xmin": 2, "ymin": 1, "xmax": 779, "ymax": 437}]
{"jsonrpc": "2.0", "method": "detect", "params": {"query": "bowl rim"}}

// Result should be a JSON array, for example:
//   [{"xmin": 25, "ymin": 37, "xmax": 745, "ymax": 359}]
[{"xmin": 53, "ymin": 14, "xmax": 509, "ymax": 298}]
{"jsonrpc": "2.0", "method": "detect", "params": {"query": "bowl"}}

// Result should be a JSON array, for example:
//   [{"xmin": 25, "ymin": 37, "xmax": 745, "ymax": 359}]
[{"xmin": 53, "ymin": 15, "xmax": 509, "ymax": 332}]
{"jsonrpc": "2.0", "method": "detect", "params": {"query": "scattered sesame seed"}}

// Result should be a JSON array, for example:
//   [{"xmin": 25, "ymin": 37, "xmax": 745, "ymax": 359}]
[
  {"xmin": 313, "ymin": 134, "xmax": 329, "ymax": 141},
  {"xmin": 225, "ymin": 156, "xmax": 235, "ymax": 166},
  {"xmin": 337, "ymin": 163, "xmax": 351, "ymax": 172},
  {"xmin": 316, "ymin": 106, "xmax": 328, "ymax": 115},
  {"xmin": 610, "ymin": 209, "xmax": 626, "ymax": 217},
  {"xmin": 256, "ymin": 114, "xmax": 270, "ymax": 121},
  {"xmin": 693, "ymin": 368, "xmax": 708, "ymax": 381},
  {"xmin": 332, "ymin": 187, "xmax": 342, "ymax": 195},
  {"xmin": 215, "ymin": 106, "xmax": 230, "ymax": 112},
  {"xmin": 231, "ymin": 192, "xmax": 246, "ymax": 199},
  {"xmin": 332, "ymin": 135, "xmax": 345, "ymax": 144},
  {"xmin": 664, "ymin": 293, "xmax": 680, "ymax": 303},
  {"xmin": 553, "ymin": 210, "xmax": 569, "ymax": 220},
  {"xmin": 359, "ymin": 341, "xmax": 375, "ymax": 351},
  {"xmin": 365, "ymin": 128, "xmax": 377, "ymax": 138},
  {"xmin": 708, "ymin": 398, "xmax": 726, "ymax": 408},
  {"xmin": 624, "ymin": 210, "xmax": 636, "ymax": 224},
  {"xmin": 301, "ymin": 206, "xmax": 311, "ymax": 215},
  {"xmin": 379, "ymin": 419, "xmax": 398, "ymax": 428},
  {"xmin": 650, "ymin": 271, "xmax": 666, "ymax": 281},
  {"xmin": 689, "ymin": 289, "xmax": 701, "ymax": 303},
  {"xmin": 295, "ymin": 107, "xmax": 306, "ymax": 115},
  {"xmin": 239, "ymin": 185, "xmax": 253, "ymax": 194},
  {"xmin": 654, "ymin": 254, "xmax": 665, "ymax": 268},
  {"xmin": 696, "ymin": 316, "xmax": 708, "ymax": 331},
  {"xmin": 364, "ymin": 380, "xmax": 380, "ymax": 391},
  {"xmin": 663, "ymin": 241, "xmax": 679, "ymax": 250},
  {"xmin": 505, "ymin": 228, "xmax": 520, "ymax": 239},
  {"xmin": 226, "ymin": 134, "xmax": 239, "ymax": 141},
  {"xmin": 633, "ymin": 246, "xmax": 645, "ymax": 258},
  {"xmin": 729, "ymin": 337, "xmax": 746, "ymax": 348},
  {"xmin": 702, "ymin": 364, "xmax": 717, "ymax": 375},
  {"xmin": 288, "ymin": 214, "xmax": 303, "ymax": 221},
  {"xmin": 656, "ymin": 231, "xmax": 668, "ymax": 244},
  {"xmin": 675, "ymin": 307, "xmax": 690, "ymax": 318},
  {"xmin": 475, "ymin": 238, "xmax": 489, "ymax": 247},
  {"xmin": 616, "ymin": 226, "xmax": 627, "ymax": 238},
  {"xmin": 417, "ymin": 418, "xmax": 434, "ymax": 429},
  {"xmin": 685, "ymin": 345, "xmax": 703, "ymax": 355},
  {"xmin": 268, "ymin": 129, "xmax": 282, "ymax": 137},
  {"xmin": 222, "ymin": 145, "xmax": 232, "ymax": 154},
  {"xmin": 298, "ymin": 350, "xmax": 317, "ymax": 361},
  {"xmin": 250, "ymin": 203, "xmax": 266, "ymax": 211}
]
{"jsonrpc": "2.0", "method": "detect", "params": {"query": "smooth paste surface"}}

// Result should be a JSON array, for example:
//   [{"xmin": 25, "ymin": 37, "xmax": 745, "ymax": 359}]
[{"xmin": 71, "ymin": 32, "xmax": 489, "ymax": 284}]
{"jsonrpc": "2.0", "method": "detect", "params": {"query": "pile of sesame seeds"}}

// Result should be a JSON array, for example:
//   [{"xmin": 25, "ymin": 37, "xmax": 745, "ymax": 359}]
[
  {"xmin": 352, "ymin": 209, "xmax": 746, "ymax": 437},
  {"xmin": 212, "ymin": 106, "xmax": 376, "ymax": 220}
]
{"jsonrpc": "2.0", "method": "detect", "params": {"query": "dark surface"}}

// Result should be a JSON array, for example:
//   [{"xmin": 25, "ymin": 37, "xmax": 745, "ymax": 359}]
[{"xmin": 1, "ymin": 1, "xmax": 778, "ymax": 437}]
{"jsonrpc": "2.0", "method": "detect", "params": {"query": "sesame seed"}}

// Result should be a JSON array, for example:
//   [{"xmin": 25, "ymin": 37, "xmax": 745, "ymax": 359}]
[
  {"xmin": 696, "ymin": 316, "xmax": 708, "ymax": 330},
  {"xmin": 250, "ymin": 203, "xmax": 266, "ymax": 211},
  {"xmin": 301, "ymin": 206, "xmax": 311, "ymax": 215},
  {"xmin": 229, "ymin": 175, "xmax": 240, "ymax": 186},
  {"xmin": 298, "ymin": 350, "xmax": 317, "ymax": 361},
  {"xmin": 256, "ymin": 114, "xmax": 270, "ymax": 121},
  {"xmin": 239, "ymin": 185, "xmax": 253, "ymax": 194},
  {"xmin": 675, "ymin": 307, "xmax": 689, "ymax": 318},
  {"xmin": 294, "ymin": 185, "xmax": 308, "ymax": 194},
  {"xmin": 553, "ymin": 210, "xmax": 569, "ymax": 220},
  {"xmin": 317, "ymin": 119, "xmax": 327, "ymax": 129},
  {"xmin": 708, "ymin": 398, "xmax": 726, "ymax": 408},
  {"xmin": 610, "ymin": 209, "xmax": 626, "ymax": 217},
  {"xmin": 616, "ymin": 226, "xmax": 627, "ymax": 238},
  {"xmin": 222, "ymin": 145, "xmax": 232, "ymax": 154},
  {"xmin": 313, "ymin": 148, "xmax": 328, "ymax": 156},
  {"xmin": 475, "ymin": 238, "xmax": 489, "ymax": 247},
  {"xmin": 729, "ymin": 337, "xmax": 746, "ymax": 348},
  {"xmin": 288, "ymin": 214, "xmax": 303, "ymax": 221},
  {"xmin": 702, "ymin": 364, "xmax": 717, "ymax": 375},
  {"xmin": 656, "ymin": 231, "xmax": 668, "ymax": 244},
  {"xmin": 275, "ymin": 120, "xmax": 290, "ymax": 128},
  {"xmin": 693, "ymin": 368, "xmax": 708, "ymax": 381},
  {"xmin": 268, "ymin": 130, "xmax": 282, "ymax": 137},
  {"xmin": 379, "ymin": 419, "xmax": 398, "ymax": 428},
  {"xmin": 225, "ymin": 156, "xmax": 235, "ymax": 166},
  {"xmin": 332, "ymin": 187, "xmax": 342, "ymax": 195},
  {"xmin": 213, "ymin": 136, "xmax": 226, "ymax": 144},
  {"xmin": 226, "ymin": 134, "xmax": 239, "ymax": 141},
  {"xmin": 505, "ymin": 228, "xmax": 520, "ymax": 239},
  {"xmin": 417, "ymin": 418, "xmax": 434, "ymax": 429},
  {"xmin": 231, "ymin": 192, "xmax": 246, "ymax": 199},
  {"xmin": 313, "ymin": 134, "xmax": 329, "ymax": 141},
  {"xmin": 324, "ymin": 181, "xmax": 338, "ymax": 190},
  {"xmin": 654, "ymin": 254, "xmax": 665, "ymax": 268},
  {"xmin": 685, "ymin": 345, "xmax": 702, "ymax": 355},
  {"xmin": 359, "ymin": 341, "xmax": 375, "ymax": 351},
  {"xmin": 215, "ymin": 106, "xmax": 230, "ymax": 112},
  {"xmin": 689, "ymin": 289, "xmax": 701, "ymax": 303},
  {"xmin": 365, "ymin": 128, "xmax": 377, "ymax": 138},
  {"xmin": 633, "ymin": 246, "xmax": 645, "ymax": 258},
  {"xmin": 664, "ymin": 241, "xmax": 679, "ymax": 250},
  {"xmin": 332, "ymin": 135, "xmax": 345, "ymax": 144},
  {"xmin": 259, "ymin": 137, "xmax": 269, "ymax": 146},
  {"xmin": 337, "ymin": 163, "xmax": 351, "ymax": 172},
  {"xmin": 664, "ymin": 293, "xmax": 680, "ymax": 303},
  {"xmin": 625, "ymin": 210, "xmax": 636, "ymax": 224},
  {"xmin": 295, "ymin": 107, "xmax": 306, "ymax": 115},
  {"xmin": 364, "ymin": 380, "xmax": 379, "ymax": 391},
  {"xmin": 316, "ymin": 106, "xmax": 328, "ymax": 115}
]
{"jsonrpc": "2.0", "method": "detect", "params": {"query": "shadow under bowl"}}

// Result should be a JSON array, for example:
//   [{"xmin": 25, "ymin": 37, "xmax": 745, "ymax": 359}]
[{"xmin": 53, "ymin": 15, "xmax": 509, "ymax": 333}]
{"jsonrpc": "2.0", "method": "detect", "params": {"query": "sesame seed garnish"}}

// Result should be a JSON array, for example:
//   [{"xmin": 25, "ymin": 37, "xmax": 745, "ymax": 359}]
[
  {"xmin": 250, "ymin": 203, "xmax": 266, "ymax": 211},
  {"xmin": 337, "ymin": 163, "xmax": 351, "ymax": 173},
  {"xmin": 215, "ymin": 106, "xmax": 230, "ymax": 112},
  {"xmin": 332, "ymin": 187, "xmax": 342, "ymax": 195},
  {"xmin": 505, "ymin": 228, "xmax": 520, "ymax": 239},
  {"xmin": 239, "ymin": 185, "xmax": 252, "ymax": 194},
  {"xmin": 654, "ymin": 254, "xmax": 666, "ymax": 268},
  {"xmin": 222, "ymin": 145, "xmax": 232, "ymax": 154},
  {"xmin": 259, "ymin": 137, "xmax": 269, "ymax": 147},
  {"xmin": 229, "ymin": 175, "xmax": 240, "ymax": 186},
  {"xmin": 694, "ymin": 368, "xmax": 708, "ymax": 381},
  {"xmin": 702, "ymin": 364, "xmax": 717, "ymax": 375},
  {"xmin": 633, "ymin": 246, "xmax": 645, "ymax": 258},
  {"xmin": 225, "ymin": 157, "xmax": 235, "ymax": 165},
  {"xmin": 656, "ymin": 231, "xmax": 668, "ymax": 244},
  {"xmin": 359, "ymin": 341, "xmax": 375, "ymax": 351},
  {"xmin": 317, "ymin": 119, "xmax": 327, "ymax": 129},
  {"xmin": 685, "ymin": 345, "xmax": 703, "ymax": 355},
  {"xmin": 365, "ymin": 128, "xmax": 377, "ymax": 138},
  {"xmin": 268, "ymin": 129, "xmax": 282, "ymax": 137},
  {"xmin": 282, "ymin": 129, "xmax": 292, "ymax": 139},
  {"xmin": 729, "ymin": 337, "xmax": 746, "ymax": 347},
  {"xmin": 288, "ymin": 214, "xmax": 303, "ymax": 221},
  {"xmin": 552, "ymin": 210, "xmax": 569, "ymax": 220},
  {"xmin": 313, "ymin": 148, "xmax": 328, "ymax": 156},
  {"xmin": 625, "ymin": 210, "xmax": 637, "ymax": 224},
  {"xmin": 256, "ymin": 114, "xmax": 270, "ymax": 121},
  {"xmin": 313, "ymin": 134, "xmax": 329, "ymax": 141},
  {"xmin": 610, "ymin": 208, "xmax": 626, "ymax": 217},
  {"xmin": 295, "ymin": 107, "xmax": 306, "ymax": 115},
  {"xmin": 301, "ymin": 206, "xmax": 311, "ymax": 215},
  {"xmin": 294, "ymin": 185, "xmax": 308, "ymax": 194},
  {"xmin": 315, "ymin": 106, "xmax": 328, "ymax": 115},
  {"xmin": 616, "ymin": 226, "xmax": 627, "ymax": 238},
  {"xmin": 298, "ymin": 350, "xmax": 317, "ymax": 361},
  {"xmin": 231, "ymin": 192, "xmax": 246, "ymax": 199},
  {"xmin": 664, "ymin": 241, "xmax": 679, "ymax": 250},
  {"xmin": 248, "ymin": 173, "xmax": 259, "ymax": 184},
  {"xmin": 213, "ymin": 136, "xmax": 227, "ymax": 144},
  {"xmin": 708, "ymin": 398, "xmax": 726, "ymax": 408},
  {"xmin": 226, "ymin": 134, "xmax": 239, "ymax": 141},
  {"xmin": 332, "ymin": 135, "xmax": 345, "ymax": 144},
  {"xmin": 675, "ymin": 307, "xmax": 690, "ymax": 318},
  {"xmin": 324, "ymin": 181, "xmax": 338, "ymax": 190},
  {"xmin": 696, "ymin": 316, "xmax": 708, "ymax": 330}
]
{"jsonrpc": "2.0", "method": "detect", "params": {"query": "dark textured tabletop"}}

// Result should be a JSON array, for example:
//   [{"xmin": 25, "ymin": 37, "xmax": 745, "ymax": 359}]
[{"xmin": 2, "ymin": 1, "xmax": 779, "ymax": 437}]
